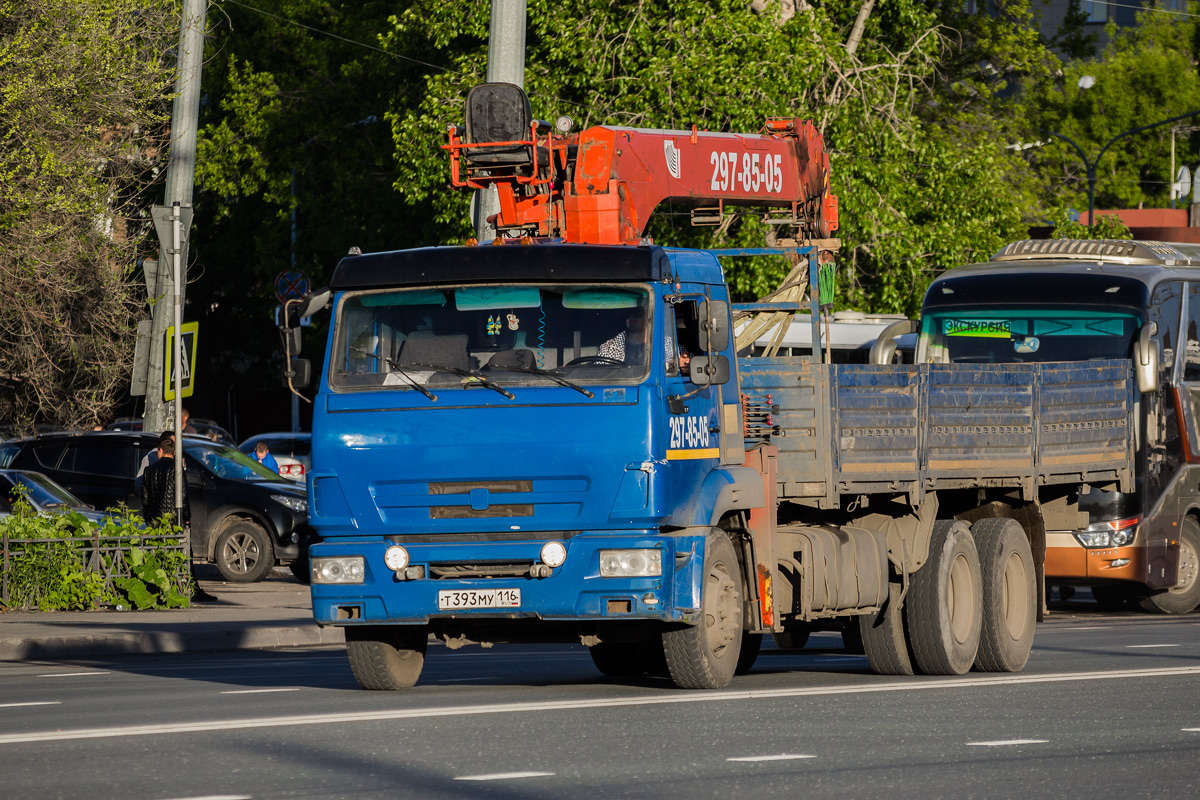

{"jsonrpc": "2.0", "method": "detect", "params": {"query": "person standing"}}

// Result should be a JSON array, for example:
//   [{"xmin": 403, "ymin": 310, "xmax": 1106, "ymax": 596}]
[
  {"xmin": 180, "ymin": 408, "xmax": 198, "ymax": 435},
  {"xmin": 139, "ymin": 434, "xmax": 214, "ymax": 601}
]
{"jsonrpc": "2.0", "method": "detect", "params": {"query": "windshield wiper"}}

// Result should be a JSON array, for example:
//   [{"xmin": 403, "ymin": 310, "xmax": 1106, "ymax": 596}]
[
  {"xmin": 482, "ymin": 364, "xmax": 594, "ymax": 398},
  {"xmin": 408, "ymin": 362, "xmax": 515, "ymax": 399},
  {"xmin": 349, "ymin": 346, "xmax": 437, "ymax": 402}
]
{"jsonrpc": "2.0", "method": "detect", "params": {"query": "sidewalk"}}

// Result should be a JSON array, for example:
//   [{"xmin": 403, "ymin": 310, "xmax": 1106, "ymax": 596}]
[{"xmin": 0, "ymin": 567, "xmax": 342, "ymax": 662}]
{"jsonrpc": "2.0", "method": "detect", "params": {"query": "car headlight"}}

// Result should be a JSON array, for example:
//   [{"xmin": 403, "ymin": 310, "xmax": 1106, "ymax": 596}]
[
  {"xmin": 312, "ymin": 556, "xmax": 364, "ymax": 584},
  {"xmin": 599, "ymin": 549, "xmax": 662, "ymax": 577},
  {"xmin": 272, "ymin": 494, "xmax": 308, "ymax": 513}
]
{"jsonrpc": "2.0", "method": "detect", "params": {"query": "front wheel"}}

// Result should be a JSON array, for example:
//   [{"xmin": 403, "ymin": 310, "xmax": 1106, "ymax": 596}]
[
  {"xmin": 214, "ymin": 520, "xmax": 274, "ymax": 583},
  {"xmin": 1138, "ymin": 517, "xmax": 1200, "ymax": 614},
  {"xmin": 663, "ymin": 530, "xmax": 744, "ymax": 689},
  {"xmin": 589, "ymin": 642, "xmax": 645, "ymax": 677},
  {"xmin": 345, "ymin": 626, "xmax": 428, "ymax": 690}
]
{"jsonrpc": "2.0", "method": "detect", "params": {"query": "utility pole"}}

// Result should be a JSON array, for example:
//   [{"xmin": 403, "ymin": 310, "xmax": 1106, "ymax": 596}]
[
  {"xmin": 473, "ymin": 0, "xmax": 527, "ymax": 242},
  {"xmin": 145, "ymin": 0, "xmax": 207, "ymax": 434}
]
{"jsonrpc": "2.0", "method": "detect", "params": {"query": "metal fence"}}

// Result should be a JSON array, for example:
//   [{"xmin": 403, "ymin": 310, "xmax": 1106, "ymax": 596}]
[{"xmin": 1, "ymin": 528, "xmax": 189, "ymax": 608}]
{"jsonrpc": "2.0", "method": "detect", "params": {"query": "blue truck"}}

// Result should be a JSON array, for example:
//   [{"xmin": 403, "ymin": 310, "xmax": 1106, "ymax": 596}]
[{"xmin": 286, "ymin": 85, "xmax": 1141, "ymax": 690}]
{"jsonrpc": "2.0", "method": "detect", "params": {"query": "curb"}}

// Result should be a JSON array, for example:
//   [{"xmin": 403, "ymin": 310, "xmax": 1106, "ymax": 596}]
[{"xmin": 0, "ymin": 624, "xmax": 345, "ymax": 662}]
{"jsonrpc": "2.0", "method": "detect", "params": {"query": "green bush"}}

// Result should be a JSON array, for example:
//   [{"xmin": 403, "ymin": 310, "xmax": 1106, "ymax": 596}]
[{"xmin": 0, "ymin": 498, "xmax": 191, "ymax": 611}]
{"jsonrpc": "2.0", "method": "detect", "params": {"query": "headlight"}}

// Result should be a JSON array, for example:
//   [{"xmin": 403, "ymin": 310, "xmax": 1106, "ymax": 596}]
[
  {"xmin": 540, "ymin": 541, "xmax": 567, "ymax": 568},
  {"xmin": 312, "ymin": 556, "xmax": 365, "ymax": 583},
  {"xmin": 599, "ymin": 549, "xmax": 662, "ymax": 577},
  {"xmin": 1074, "ymin": 517, "xmax": 1140, "ymax": 549},
  {"xmin": 272, "ymin": 494, "xmax": 308, "ymax": 513}
]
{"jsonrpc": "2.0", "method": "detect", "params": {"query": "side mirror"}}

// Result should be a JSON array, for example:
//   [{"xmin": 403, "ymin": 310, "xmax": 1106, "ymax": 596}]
[
  {"xmin": 870, "ymin": 319, "xmax": 919, "ymax": 365},
  {"xmin": 697, "ymin": 299, "xmax": 730, "ymax": 352},
  {"xmin": 282, "ymin": 326, "xmax": 301, "ymax": 357},
  {"xmin": 286, "ymin": 358, "xmax": 312, "ymax": 389},
  {"xmin": 688, "ymin": 355, "xmax": 730, "ymax": 386},
  {"xmin": 288, "ymin": 287, "xmax": 332, "ymax": 327},
  {"xmin": 1134, "ymin": 322, "xmax": 1159, "ymax": 394}
]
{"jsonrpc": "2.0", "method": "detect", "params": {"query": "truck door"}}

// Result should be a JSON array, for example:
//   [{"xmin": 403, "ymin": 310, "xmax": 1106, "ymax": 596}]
[{"xmin": 663, "ymin": 292, "xmax": 722, "ymax": 510}]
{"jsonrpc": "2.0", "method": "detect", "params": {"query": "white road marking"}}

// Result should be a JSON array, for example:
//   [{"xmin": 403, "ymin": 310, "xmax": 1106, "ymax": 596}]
[
  {"xmin": 0, "ymin": 702, "xmax": 60, "ymax": 708},
  {"xmin": 37, "ymin": 671, "xmax": 109, "ymax": 678},
  {"xmin": 219, "ymin": 688, "xmax": 302, "ymax": 695},
  {"xmin": 434, "ymin": 677, "xmax": 502, "ymax": 683},
  {"xmin": 967, "ymin": 739, "xmax": 1049, "ymax": 747},
  {"xmin": 727, "ymin": 754, "xmax": 816, "ymax": 762},
  {"xmin": 454, "ymin": 772, "xmax": 554, "ymax": 781},
  {"xmin": 2, "ymin": 665, "xmax": 1199, "ymax": 745},
  {"xmin": 1049, "ymin": 626, "xmax": 1112, "ymax": 632},
  {"xmin": 1125, "ymin": 644, "xmax": 1180, "ymax": 649},
  {"xmin": 1182, "ymin": 728, "xmax": 1200, "ymax": 732},
  {"xmin": 156, "ymin": 795, "xmax": 252, "ymax": 800}
]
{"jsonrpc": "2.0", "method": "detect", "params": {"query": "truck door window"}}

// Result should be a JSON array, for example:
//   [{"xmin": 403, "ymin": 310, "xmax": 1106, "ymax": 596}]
[{"xmin": 667, "ymin": 300, "xmax": 702, "ymax": 375}]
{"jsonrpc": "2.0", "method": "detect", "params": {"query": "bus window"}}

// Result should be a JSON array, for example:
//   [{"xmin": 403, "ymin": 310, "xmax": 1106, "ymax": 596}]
[{"xmin": 917, "ymin": 307, "xmax": 1140, "ymax": 364}]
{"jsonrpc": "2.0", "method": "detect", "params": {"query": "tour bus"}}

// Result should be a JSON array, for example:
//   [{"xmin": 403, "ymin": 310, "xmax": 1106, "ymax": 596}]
[{"xmin": 906, "ymin": 239, "xmax": 1200, "ymax": 613}]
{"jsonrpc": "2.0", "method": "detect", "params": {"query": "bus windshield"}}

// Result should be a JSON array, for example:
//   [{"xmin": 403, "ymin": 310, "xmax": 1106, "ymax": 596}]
[
  {"xmin": 330, "ymin": 284, "xmax": 652, "ymax": 390},
  {"xmin": 918, "ymin": 307, "xmax": 1141, "ymax": 364}
]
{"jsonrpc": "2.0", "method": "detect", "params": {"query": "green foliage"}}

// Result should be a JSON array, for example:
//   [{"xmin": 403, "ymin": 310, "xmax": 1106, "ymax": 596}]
[
  {"xmin": 1048, "ymin": 208, "xmax": 1133, "ymax": 240},
  {"xmin": 1023, "ymin": 9, "xmax": 1200, "ymax": 214},
  {"xmin": 0, "ymin": 498, "xmax": 189, "ymax": 611},
  {"xmin": 0, "ymin": 0, "xmax": 176, "ymax": 433}
]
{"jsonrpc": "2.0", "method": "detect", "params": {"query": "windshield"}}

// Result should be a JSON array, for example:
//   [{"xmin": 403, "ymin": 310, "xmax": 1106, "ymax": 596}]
[
  {"xmin": 4, "ymin": 472, "xmax": 84, "ymax": 509},
  {"xmin": 330, "ymin": 284, "xmax": 652, "ymax": 391},
  {"xmin": 185, "ymin": 442, "xmax": 281, "ymax": 481},
  {"xmin": 918, "ymin": 307, "xmax": 1141, "ymax": 364}
]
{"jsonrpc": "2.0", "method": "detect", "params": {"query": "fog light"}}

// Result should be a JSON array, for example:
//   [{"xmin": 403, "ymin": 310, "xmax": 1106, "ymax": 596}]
[
  {"xmin": 312, "ymin": 556, "xmax": 365, "ymax": 584},
  {"xmin": 290, "ymin": 532, "xmax": 300, "ymax": 543},
  {"xmin": 540, "ymin": 541, "xmax": 567, "ymax": 568},
  {"xmin": 384, "ymin": 545, "xmax": 409, "ymax": 572},
  {"xmin": 1110, "ymin": 558, "xmax": 1131, "ymax": 568},
  {"xmin": 599, "ymin": 549, "xmax": 662, "ymax": 577}
]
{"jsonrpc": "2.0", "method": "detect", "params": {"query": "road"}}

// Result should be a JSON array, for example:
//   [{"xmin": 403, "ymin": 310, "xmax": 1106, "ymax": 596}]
[{"xmin": 0, "ymin": 605, "xmax": 1197, "ymax": 800}]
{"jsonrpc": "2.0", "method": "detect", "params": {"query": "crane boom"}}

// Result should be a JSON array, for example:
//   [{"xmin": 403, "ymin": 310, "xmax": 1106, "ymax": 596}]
[{"xmin": 445, "ymin": 83, "xmax": 837, "ymax": 245}]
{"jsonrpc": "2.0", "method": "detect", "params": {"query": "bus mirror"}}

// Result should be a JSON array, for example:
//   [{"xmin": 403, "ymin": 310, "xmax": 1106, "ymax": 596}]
[
  {"xmin": 870, "ymin": 319, "xmax": 919, "ymax": 365},
  {"xmin": 688, "ymin": 355, "xmax": 730, "ymax": 386},
  {"xmin": 1135, "ymin": 322, "xmax": 1158, "ymax": 394},
  {"xmin": 292, "ymin": 287, "xmax": 331, "ymax": 326},
  {"xmin": 698, "ymin": 300, "xmax": 730, "ymax": 352}
]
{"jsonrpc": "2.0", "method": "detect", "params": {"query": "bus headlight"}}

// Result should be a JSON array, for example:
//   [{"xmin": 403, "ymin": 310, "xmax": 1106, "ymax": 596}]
[
  {"xmin": 599, "ymin": 549, "xmax": 662, "ymax": 577},
  {"xmin": 1074, "ymin": 517, "xmax": 1140, "ymax": 549},
  {"xmin": 312, "ymin": 556, "xmax": 365, "ymax": 584}
]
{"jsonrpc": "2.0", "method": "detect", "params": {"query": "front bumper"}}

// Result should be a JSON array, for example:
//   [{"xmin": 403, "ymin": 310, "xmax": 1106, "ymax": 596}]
[{"xmin": 310, "ymin": 532, "xmax": 705, "ymax": 627}]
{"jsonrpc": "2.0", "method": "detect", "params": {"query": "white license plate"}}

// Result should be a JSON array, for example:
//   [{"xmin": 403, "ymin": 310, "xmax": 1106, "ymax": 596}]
[{"xmin": 437, "ymin": 588, "xmax": 521, "ymax": 610}]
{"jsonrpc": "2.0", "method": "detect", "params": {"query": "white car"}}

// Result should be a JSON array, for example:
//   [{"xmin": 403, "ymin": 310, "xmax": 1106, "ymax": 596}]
[{"xmin": 238, "ymin": 433, "xmax": 311, "ymax": 482}]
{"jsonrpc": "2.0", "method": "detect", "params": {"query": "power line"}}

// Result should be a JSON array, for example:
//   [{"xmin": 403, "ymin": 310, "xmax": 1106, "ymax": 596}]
[{"xmin": 1094, "ymin": 0, "xmax": 1200, "ymax": 21}]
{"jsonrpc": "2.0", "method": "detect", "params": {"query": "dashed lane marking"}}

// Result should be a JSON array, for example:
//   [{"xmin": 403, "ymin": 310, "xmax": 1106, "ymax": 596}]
[
  {"xmin": 727, "ymin": 754, "xmax": 817, "ymax": 762},
  {"xmin": 454, "ymin": 772, "xmax": 554, "ymax": 781},
  {"xmin": 37, "ymin": 672, "xmax": 109, "ymax": 678},
  {"xmin": 0, "ymin": 702, "xmax": 60, "ymax": 708},
  {"xmin": 219, "ymin": 689, "xmax": 302, "ymax": 695},
  {"xmin": 1, "ymin": 665, "xmax": 1198, "ymax": 745},
  {"xmin": 967, "ymin": 739, "xmax": 1050, "ymax": 747},
  {"xmin": 1125, "ymin": 644, "xmax": 1180, "ymax": 648},
  {"xmin": 156, "ymin": 795, "xmax": 252, "ymax": 800}
]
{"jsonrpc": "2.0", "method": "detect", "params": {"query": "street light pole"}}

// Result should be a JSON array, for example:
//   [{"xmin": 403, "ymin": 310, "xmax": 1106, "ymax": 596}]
[{"xmin": 1051, "ymin": 109, "xmax": 1200, "ymax": 225}]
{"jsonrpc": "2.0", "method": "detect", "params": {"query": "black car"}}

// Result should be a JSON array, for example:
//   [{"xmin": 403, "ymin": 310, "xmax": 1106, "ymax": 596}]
[{"xmin": 2, "ymin": 431, "xmax": 312, "ymax": 583}]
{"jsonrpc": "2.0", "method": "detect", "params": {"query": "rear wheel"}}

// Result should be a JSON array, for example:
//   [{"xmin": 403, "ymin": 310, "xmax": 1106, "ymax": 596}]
[
  {"xmin": 771, "ymin": 627, "xmax": 810, "ymax": 651},
  {"xmin": 214, "ymin": 521, "xmax": 274, "ymax": 583},
  {"xmin": 971, "ymin": 518, "xmax": 1036, "ymax": 672},
  {"xmin": 1138, "ymin": 518, "xmax": 1200, "ymax": 614},
  {"xmin": 735, "ymin": 633, "xmax": 763, "ymax": 675},
  {"xmin": 859, "ymin": 582, "xmax": 914, "ymax": 676},
  {"xmin": 589, "ymin": 642, "xmax": 645, "ymax": 677},
  {"xmin": 906, "ymin": 520, "xmax": 982, "ymax": 675},
  {"xmin": 345, "ymin": 626, "xmax": 427, "ymax": 690},
  {"xmin": 841, "ymin": 621, "xmax": 865, "ymax": 654},
  {"xmin": 663, "ymin": 530, "xmax": 744, "ymax": 689}
]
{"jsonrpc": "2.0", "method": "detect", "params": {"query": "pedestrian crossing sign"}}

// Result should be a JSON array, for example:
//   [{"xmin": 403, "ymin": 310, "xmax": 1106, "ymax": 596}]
[{"xmin": 164, "ymin": 321, "xmax": 199, "ymax": 401}]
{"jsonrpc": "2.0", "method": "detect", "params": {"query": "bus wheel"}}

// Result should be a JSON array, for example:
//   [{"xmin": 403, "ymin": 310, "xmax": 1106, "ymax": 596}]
[
  {"xmin": 345, "ymin": 626, "xmax": 427, "ymax": 690},
  {"xmin": 663, "ymin": 530, "xmax": 743, "ymax": 689},
  {"xmin": 1138, "ymin": 518, "xmax": 1200, "ymax": 614},
  {"xmin": 906, "ymin": 521, "xmax": 982, "ymax": 675},
  {"xmin": 972, "ymin": 518, "xmax": 1036, "ymax": 672}
]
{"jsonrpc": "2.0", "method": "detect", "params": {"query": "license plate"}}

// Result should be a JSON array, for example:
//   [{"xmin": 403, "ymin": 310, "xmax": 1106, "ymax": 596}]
[{"xmin": 437, "ymin": 588, "xmax": 521, "ymax": 610}]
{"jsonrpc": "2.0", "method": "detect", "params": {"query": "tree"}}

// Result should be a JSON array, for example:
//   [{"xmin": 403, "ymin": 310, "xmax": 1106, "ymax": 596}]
[
  {"xmin": 1023, "ymin": 10, "xmax": 1200, "ymax": 215},
  {"xmin": 0, "ymin": 0, "xmax": 175, "ymax": 434}
]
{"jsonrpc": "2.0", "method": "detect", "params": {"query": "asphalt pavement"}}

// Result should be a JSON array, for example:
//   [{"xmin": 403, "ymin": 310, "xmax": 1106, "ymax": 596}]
[{"xmin": 0, "ymin": 566, "xmax": 341, "ymax": 661}]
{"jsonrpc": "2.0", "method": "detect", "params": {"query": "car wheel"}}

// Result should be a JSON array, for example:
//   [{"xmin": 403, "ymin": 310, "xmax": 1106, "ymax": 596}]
[{"xmin": 215, "ymin": 520, "xmax": 274, "ymax": 583}]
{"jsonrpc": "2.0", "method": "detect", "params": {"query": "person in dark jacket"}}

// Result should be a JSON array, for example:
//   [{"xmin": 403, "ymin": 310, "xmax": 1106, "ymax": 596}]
[{"xmin": 140, "ymin": 434, "xmax": 189, "ymax": 526}]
